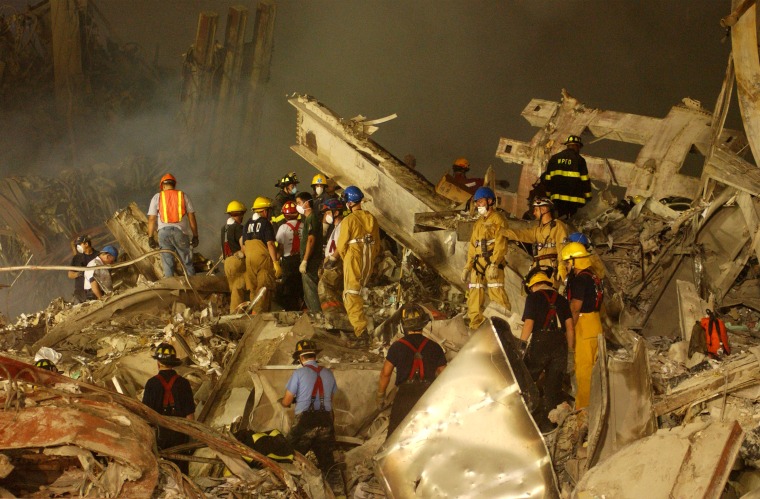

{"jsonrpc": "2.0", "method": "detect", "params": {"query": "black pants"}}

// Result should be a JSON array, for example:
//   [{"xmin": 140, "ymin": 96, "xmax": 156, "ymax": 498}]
[
  {"xmin": 553, "ymin": 199, "xmax": 583, "ymax": 219},
  {"xmin": 524, "ymin": 332, "xmax": 567, "ymax": 430},
  {"xmin": 157, "ymin": 427, "xmax": 190, "ymax": 474},
  {"xmin": 387, "ymin": 382, "xmax": 430, "ymax": 438},
  {"xmin": 276, "ymin": 255, "xmax": 304, "ymax": 311},
  {"xmin": 288, "ymin": 410, "xmax": 335, "ymax": 474}
]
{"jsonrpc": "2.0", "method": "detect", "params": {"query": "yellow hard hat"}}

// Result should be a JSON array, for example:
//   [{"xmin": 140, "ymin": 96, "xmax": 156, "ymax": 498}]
[
  {"xmin": 561, "ymin": 242, "xmax": 592, "ymax": 269},
  {"xmin": 252, "ymin": 196, "xmax": 274, "ymax": 211},
  {"xmin": 527, "ymin": 271, "xmax": 552, "ymax": 289},
  {"xmin": 311, "ymin": 173, "xmax": 328, "ymax": 186},
  {"xmin": 226, "ymin": 200, "xmax": 246, "ymax": 213}
]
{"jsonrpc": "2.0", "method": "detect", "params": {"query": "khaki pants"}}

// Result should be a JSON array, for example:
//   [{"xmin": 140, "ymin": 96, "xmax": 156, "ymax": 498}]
[
  {"xmin": 223, "ymin": 255, "xmax": 247, "ymax": 313},
  {"xmin": 244, "ymin": 240, "xmax": 274, "ymax": 313},
  {"xmin": 466, "ymin": 267, "xmax": 510, "ymax": 329},
  {"xmin": 574, "ymin": 312, "xmax": 602, "ymax": 409}
]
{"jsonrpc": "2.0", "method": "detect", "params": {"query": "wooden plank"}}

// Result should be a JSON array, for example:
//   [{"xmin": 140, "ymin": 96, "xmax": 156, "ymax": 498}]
[
  {"xmin": 676, "ymin": 280, "xmax": 710, "ymax": 342},
  {"xmin": 703, "ymin": 148, "xmax": 760, "ymax": 196}
]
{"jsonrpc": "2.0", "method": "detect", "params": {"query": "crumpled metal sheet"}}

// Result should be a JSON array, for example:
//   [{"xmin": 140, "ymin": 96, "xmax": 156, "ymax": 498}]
[{"xmin": 374, "ymin": 321, "xmax": 558, "ymax": 498}]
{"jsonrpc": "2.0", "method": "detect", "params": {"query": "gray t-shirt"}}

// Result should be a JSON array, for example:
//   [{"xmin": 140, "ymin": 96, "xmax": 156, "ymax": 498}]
[{"xmin": 148, "ymin": 190, "xmax": 195, "ymax": 235}]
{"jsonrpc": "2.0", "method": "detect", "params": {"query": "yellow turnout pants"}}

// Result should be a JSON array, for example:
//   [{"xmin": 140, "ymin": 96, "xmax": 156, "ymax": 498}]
[
  {"xmin": 224, "ymin": 255, "xmax": 247, "ymax": 313},
  {"xmin": 466, "ymin": 267, "xmax": 510, "ymax": 329},
  {"xmin": 244, "ymin": 240, "xmax": 274, "ymax": 313},
  {"xmin": 574, "ymin": 311, "xmax": 602, "ymax": 409}
]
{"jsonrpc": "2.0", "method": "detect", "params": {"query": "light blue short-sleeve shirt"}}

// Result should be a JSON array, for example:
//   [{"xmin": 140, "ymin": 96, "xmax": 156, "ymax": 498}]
[{"xmin": 285, "ymin": 360, "xmax": 337, "ymax": 414}]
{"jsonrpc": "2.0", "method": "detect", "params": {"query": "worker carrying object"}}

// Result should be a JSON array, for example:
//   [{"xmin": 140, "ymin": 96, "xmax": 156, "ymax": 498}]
[
  {"xmin": 337, "ymin": 186, "xmax": 380, "ymax": 347},
  {"xmin": 275, "ymin": 200, "xmax": 304, "ymax": 311},
  {"xmin": 561, "ymin": 242, "xmax": 604, "ymax": 409},
  {"xmin": 541, "ymin": 135, "xmax": 592, "ymax": 219},
  {"xmin": 280, "ymin": 340, "xmax": 338, "ymax": 475},
  {"xmin": 271, "ymin": 172, "xmax": 299, "ymax": 231},
  {"xmin": 221, "ymin": 200, "xmax": 247, "ymax": 313},
  {"xmin": 146, "ymin": 173, "xmax": 199, "ymax": 277},
  {"xmin": 463, "ymin": 186, "xmax": 511, "ymax": 330},
  {"xmin": 243, "ymin": 197, "xmax": 281, "ymax": 313},
  {"xmin": 142, "ymin": 342, "xmax": 195, "ymax": 473},
  {"xmin": 377, "ymin": 303, "xmax": 447, "ymax": 437},
  {"xmin": 520, "ymin": 269, "xmax": 574, "ymax": 432},
  {"xmin": 501, "ymin": 196, "xmax": 570, "ymax": 285},
  {"xmin": 318, "ymin": 198, "xmax": 349, "ymax": 325}
]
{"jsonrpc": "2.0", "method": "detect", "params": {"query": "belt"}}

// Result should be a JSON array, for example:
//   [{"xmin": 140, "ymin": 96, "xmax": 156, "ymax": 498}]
[
  {"xmin": 348, "ymin": 235, "xmax": 374, "ymax": 244},
  {"xmin": 474, "ymin": 239, "xmax": 495, "ymax": 247},
  {"xmin": 533, "ymin": 253, "xmax": 558, "ymax": 262}
]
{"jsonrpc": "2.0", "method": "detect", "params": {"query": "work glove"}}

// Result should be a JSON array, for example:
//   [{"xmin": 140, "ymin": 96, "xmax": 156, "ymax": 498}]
[
  {"xmin": 299, "ymin": 260, "xmax": 308, "ymax": 274},
  {"xmin": 461, "ymin": 267, "xmax": 470, "ymax": 284},
  {"xmin": 517, "ymin": 339, "xmax": 528, "ymax": 358},
  {"xmin": 273, "ymin": 261, "xmax": 283, "ymax": 279},
  {"xmin": 148, "ymin": 238, "xmax": 159, "ymax": 250},
  {"xmin": 486, "ymin": 264, "xmax": 500, "ymax": 281},
  {"xmin": 191, "ymin": 236, "xmax": 199, "ymax": 248},
  {"xmin": 375, "ymin": 392, "xmax": 385, "ymax": 407},
  {"xmin": 235, "ymin": 250, "xmax": 244, "ymax": 259}
]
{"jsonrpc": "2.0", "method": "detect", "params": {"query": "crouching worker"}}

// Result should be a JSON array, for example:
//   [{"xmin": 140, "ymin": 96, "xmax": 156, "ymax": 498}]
[
  {"xmin": 142, "ymin": 343, "xmax": 195, "ymax": 473},
  {"xmin": 377, "ymin": 304, "xmax": 447, "ymax": 437},
  {"xmin": 281, "ymin": 340, "xmax": 337, "ymax": 476},
  {"xmin": 520, "ymin": 269, "xmax": 574, "ymax": 432}
]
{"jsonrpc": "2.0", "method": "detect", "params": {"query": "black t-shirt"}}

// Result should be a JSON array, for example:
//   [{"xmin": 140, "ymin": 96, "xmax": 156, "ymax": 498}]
[
  {"xmin": 221, "ymin": 221, "xmax": 245, "ymax": 254},
  {"xmin": 142, "ymin": 370, "xmax": 195, "ymax": 417},
  {"xmin": 71, "ymin": 251, "xmax": 98, "ymax": 292},
  {"xmin": 522, "ymin": 288, "xmax": 572, "ymax": 334},
  {"xmin": 386, "ymin": 334, "xmax": 447, "ymax": 386},
  {"xmin": 300, "ymin": 211, "xmax": 324, "ymax": 270},
  {"xmin": 567, "ymin": 270, "xmax": 602, "ymax": 313},
  {"xmin": 243, "ymin": 217, "xmax": 275, "ymax": 243}
]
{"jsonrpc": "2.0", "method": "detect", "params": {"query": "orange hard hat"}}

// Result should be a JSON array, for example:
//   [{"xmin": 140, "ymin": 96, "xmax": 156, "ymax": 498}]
[{"xmin": 160, "ymin": 173, "xmax": 177, "ymax": 189}]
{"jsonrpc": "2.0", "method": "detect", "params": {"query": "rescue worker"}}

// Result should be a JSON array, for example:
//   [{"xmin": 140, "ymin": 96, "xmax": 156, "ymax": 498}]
[
  {"xmin": 564, "ymin": 232, "xmax": 606, "ymax": 279},
  {"xmin": 68, "ymin": 235, "xmax": 97, "ymax": 303},
  {"xmin": 296, "ymin": 192, "xmax": 324, "ymax": 313},
  {"xmin": 560, "ymin": 242, "xmax": 604, "ymax": 409},
  {"xmin": 337, "ymin": 186, "xmax": 380, "ymax": 347},
  {"xmin": 501, "ymin": 197, "xmax": 570, "ymax": 284},
  {"xmin": 318, "ymin": 199, "xmax": 348, "ymax": 323},
  {"xmin": 275, "ymin": 200, "xmax": 304, "ymax": 311},
  {"xmin": 271, "ymin": 172, "xmax": 299, "ymax": 230},
  {"xmin": 450, "ymin": 157, "xmax": 483, "ymax": 194},
  {"xmin": 243, "ymin": 197, "xmax": 282, "ymax": 313},
  {"xmin": 311, "ymin": 173, "xmax": 335, "ymax": 213},
  {"xmin": 83, "ymin": 245, "xmax": 118, "ymax": 300},
  {"xmin": 377, "ymin": 303, "xmax": 447, "ymax": 437},
  {"xmin": 142, "ymin": 343, "xmax": 195, "ymax": 474},
  {"xmin": 221, "ymin": 201, "xmax": 247, "ymax": 313},
  {"xmin": 146, "ymin": 173, "xmax": 199, "ymax": 277},
  {"xmin": 520, "ymin": 269, "xmax": 574, "ymax": 432},
  {"xmin": 542, "ymin": 135, "xmax": 592, "ymax": 219},
  {"xmin": 35, "ymin": 359, "xmax": 57, "ymax": 372},
  {"xmin": 462, "ymin": 186, "xmax": 510, "ymax": 330},
  {"xmin": 281, "ymin": 340, "xmax": 337, "ymax": 475}
]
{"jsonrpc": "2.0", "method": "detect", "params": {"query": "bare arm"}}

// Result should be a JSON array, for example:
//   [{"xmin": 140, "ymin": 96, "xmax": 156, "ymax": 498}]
[
  {"xmin": 303, "ymin": 234, "xmax": 315, "ymax": 262},
  {"xmin": 91, "ymin": 279, "xmax": 104, "ymax": 300},
  {"xmin": 67, "ymin": 270, "xmax": 82, "ymax": 279},
  {"xmin": 521, "ymin": 318, "xmax": 534, "ymax": 342},
  {"xmin": 185, "ymin": 413, "xmax": 194, "ymax": 421},
  {"xmin": 147, "ymin": 215, "xmax": 157, "ymax": 239},
  {"xmin": 377, "ymin": 360, "xmax": 394, "ymax": 396},
  {"xmin": 570, "ymin": 299, "xmax": 583, "ymax": 326},
  {"xmin": 281, "ymin": 390, "xmax": 295, "ymax": 408},
  {"xmin": 187, "ymin": 212, "xmax": 198, "ymax": 237},
  {"xmin": 435, "ymin": 365, "xmax": 446, "ymax": 376},
  {"xmin": 565, "ymin": 318, "xmax": 575, "ymax": 350}
]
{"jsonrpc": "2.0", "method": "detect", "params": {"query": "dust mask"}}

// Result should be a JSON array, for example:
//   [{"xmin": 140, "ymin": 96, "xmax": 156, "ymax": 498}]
[
  {"xmin": 325, "ymin": 214, "xmax": 334, "ymax": 225},
  {"xmin": 315, "ymin": 186, "xmax": 324, "ymax": 196},
  {"xmin": 76, "ymin": 244, "xmax": 84, "ymax": 254},
  {"xmin": 251, "ymin": 212, "xmax": 261, "ymax": 221},
  {"xmin": 296, "ymin": 205, "xmax": 305, "ymax": 215},
  {"xmin": 477, "ymin": 206, "xmax": 488, "ymax": 216},
  {"xmin": 290, "ymin": 186, "xmax": 297, "ymax": 195}
]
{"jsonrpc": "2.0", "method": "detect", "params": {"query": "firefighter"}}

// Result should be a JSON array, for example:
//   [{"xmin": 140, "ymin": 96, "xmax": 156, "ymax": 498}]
[
  {"xmin": 142, "ymin": 343, "xmax": 195, "ymax": 473},
  {"xmin": 462, "ymin": 186, "xmax": 510, "ymax": 330},
  {"xmin": 271, "ymin": 172, "xmax": 299, "ymax": 230},
  {"xmin": 281, "ymin": 340, "xmax": 337, "ymax": 475},
  {"xmin": 520, "ymin": 269, "xmax": 574, "ymax": 432},
  {"xmin": 560, "ymin": 242, "xmax": 604, "ymax": 409},
  {"xmin": 275, "ymin": 200, "xmax": 304, "ymax": 311},
  {"xmin": 243, "ymin": 197, "xmax": 282, "ymax": 313},
  {"xmin": 337, "ymin": 186, "xmax": 380, "ymax": 347},
  {"xmin": 35, "ymin": 359, "xmax": 58, "ymax": 372},
  {"xmin": 377, "ymin": 303, "xmax": 447, "ymax": 437},
  {"xmin": 541, "ymin": 135, "xmax": 592, "ymax": 219},
  {"xmin": 502, "ymin": 197, "xmax": 570, "ymax": 285},
  {"xmin": 450, "ymin": 157, "xmax": 482, "ymax": 194},
  {"xmin": 564, "ymin": 232, "xmax": 607, "ymax": 279},
  {"xmin": 146, "ymin": 173, "xmax": 199, "ymax": 277},
  {"xmin": 221, "ymin": 200, "xmax": 247, "ymax": 313},
  {"xmin": 318, "ymin": 199, "xmax": 349, "ymax": 325},
  {"xmin": 296, "ymin": 192, "xmax": 324, "ymax": 313}
]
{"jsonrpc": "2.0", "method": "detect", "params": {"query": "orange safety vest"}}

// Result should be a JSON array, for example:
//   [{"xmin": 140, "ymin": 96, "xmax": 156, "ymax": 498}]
[{"xmin": 159, "ymin": 190, "xmax": 186, "ymax": 224}]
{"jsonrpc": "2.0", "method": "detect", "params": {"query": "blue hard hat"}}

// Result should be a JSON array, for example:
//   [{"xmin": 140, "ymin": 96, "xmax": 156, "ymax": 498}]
[
  {"xmin": 565, "ymin": 232, "xmax": 590, "ymax": 247},
  {"xmin": 321, "ymin": 198, "xmax": 345, "ymax": 212},
  {"xmin": 101, "ymin": 245, "xmax": 118, "ymax": 259},
  {"xmin": 342, "ymin": 186, "xmax": 364, "ymax": 203},
  {"xmin": 473, "ymin": 186, "xmax": 495, "ymax": 202}
]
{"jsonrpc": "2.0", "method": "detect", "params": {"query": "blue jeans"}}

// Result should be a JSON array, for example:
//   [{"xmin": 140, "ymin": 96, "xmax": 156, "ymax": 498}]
[{"xmin": 158, "ymin": 226, "xmax": 195, "ymax": 277}]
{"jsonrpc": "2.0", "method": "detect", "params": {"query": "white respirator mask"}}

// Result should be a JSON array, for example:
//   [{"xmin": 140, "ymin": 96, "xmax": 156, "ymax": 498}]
[
  {"xmin": 325, "ymin": 214, "xmax": 334, "ymax": 225},
  {"xmin": 76, "ymin": 244, "xmax": 84, "ymax": 254},
  {"xmin": 296, "ymin": 205, "xmax": 305, "ymax": 215},
  {"xmin": 477, "ymin": 206, "xmax": 488, "ymax": 216},
  {"xmin": 251, "ymin": 213, "xmax": 261, "ymax": 221},
  {"xmin": 290, "ymin": 186, "xmax": 298, "ymax": 195},
  {"xmin": 315, "ymin": 186, "xmax": 324, "ymax": 196}
]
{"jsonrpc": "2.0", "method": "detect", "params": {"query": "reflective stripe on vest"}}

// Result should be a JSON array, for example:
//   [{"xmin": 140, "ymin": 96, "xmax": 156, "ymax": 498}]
[
  {"xmin": 397, "ymin": 337, "xmax": 429, "ymax": 382},
  {"xmin": 159, "ymin": 190, "xmax": 186, "ymax": 223}
]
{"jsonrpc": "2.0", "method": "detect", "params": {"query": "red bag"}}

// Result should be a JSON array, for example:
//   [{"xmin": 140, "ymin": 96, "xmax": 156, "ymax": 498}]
[{"xmin": 700, "ymin": 309, "xmax": 730, "ymax": 358}]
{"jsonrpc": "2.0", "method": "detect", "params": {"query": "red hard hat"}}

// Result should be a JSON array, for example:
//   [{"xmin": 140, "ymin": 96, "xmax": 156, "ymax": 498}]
[{"xmin": 282, "ymin": 201, "xmax": 297, "ymax": 215}]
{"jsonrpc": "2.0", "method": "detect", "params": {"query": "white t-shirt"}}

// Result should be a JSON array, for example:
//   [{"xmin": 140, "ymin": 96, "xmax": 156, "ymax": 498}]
[
  {"xmin": 276, "ymin": 219, "xmax": 301, "ymax": 257},
  {"xmin": 147, "ymin": 190, "xmax": 195, "ymax": 235},
  {"xmin": 83, "ymin": 256, "xmax": 112, "ymax": 293},
  {"xmin": 325, "ymin": 221, "xmax": 342, "ymax": 259}
]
